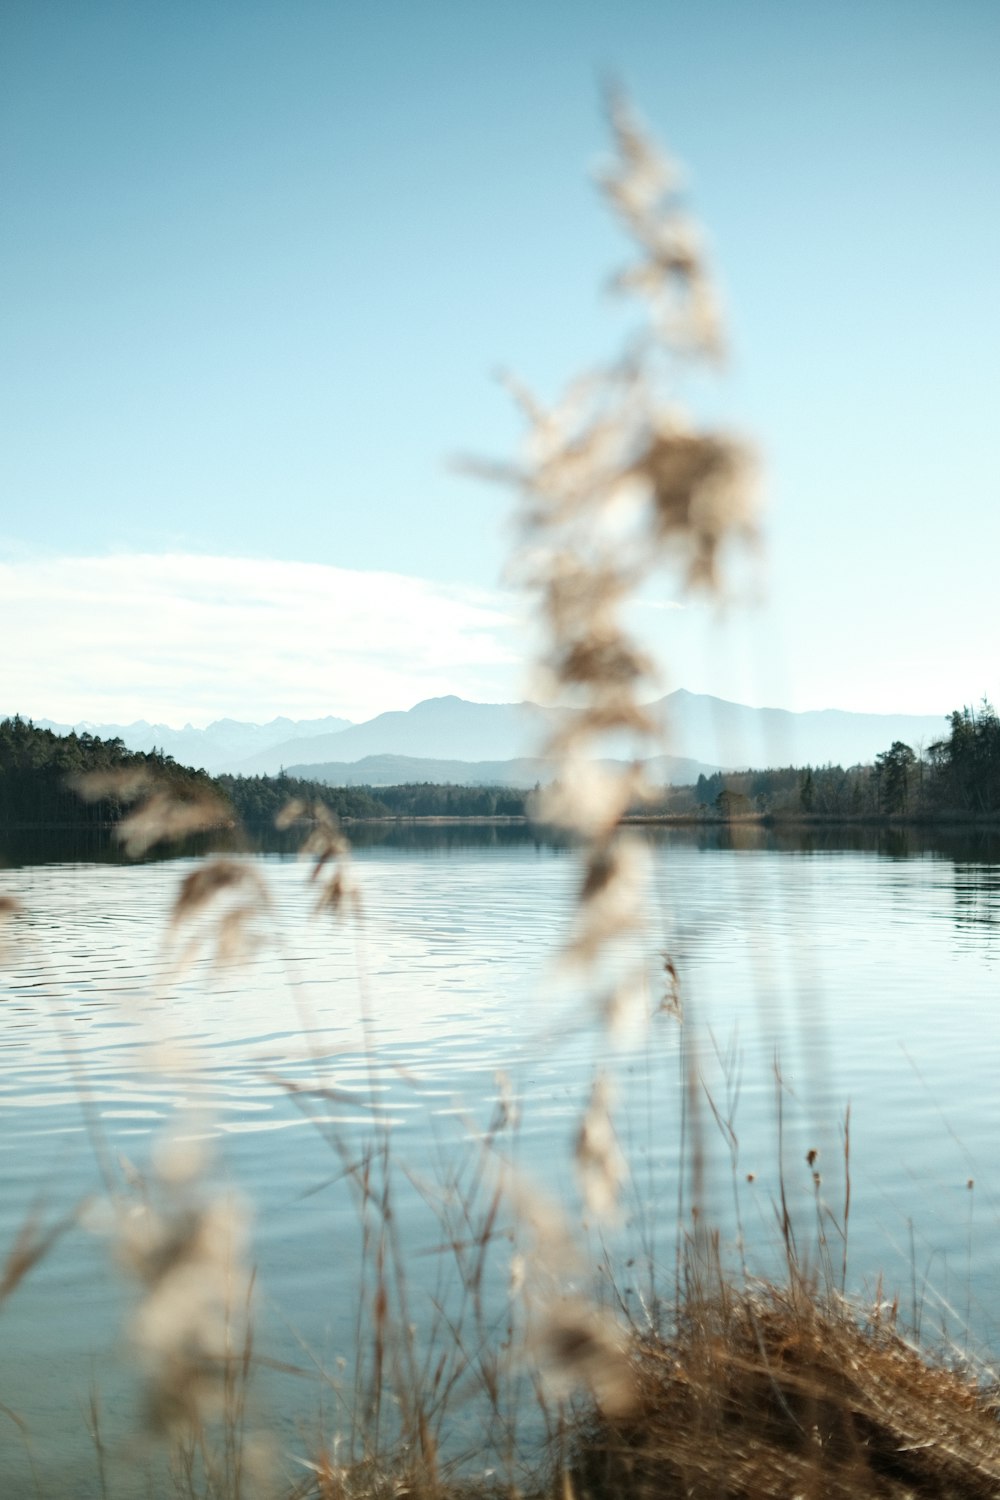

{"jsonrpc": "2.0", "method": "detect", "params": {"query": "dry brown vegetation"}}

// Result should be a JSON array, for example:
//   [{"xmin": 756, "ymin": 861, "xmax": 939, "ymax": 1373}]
[{"xmin": 568, "ymin": 1280, "xmax": 1000, "ymax": 1500}]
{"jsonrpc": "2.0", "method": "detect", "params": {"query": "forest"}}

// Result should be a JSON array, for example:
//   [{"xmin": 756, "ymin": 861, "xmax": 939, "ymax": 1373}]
[
  {"xmin": 0, "ymin": 718, "xmax": 528, "ymax": 833},
  {"xmin": 663, "ymin": 702, "xmax": 1000, "ymax": 821},
  {"xmin": 0, "ymin": 715, "xmax": 221, "ymax": 828},
  {"xmin": 3, "ymin": 704, "xmax": 1000, "ymax": 837}
]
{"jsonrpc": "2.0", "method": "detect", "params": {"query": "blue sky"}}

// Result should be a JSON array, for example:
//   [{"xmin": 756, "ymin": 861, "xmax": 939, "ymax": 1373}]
[{"xmin": 2, "ymin": 1, "xmax": 998, "ymax": 725}]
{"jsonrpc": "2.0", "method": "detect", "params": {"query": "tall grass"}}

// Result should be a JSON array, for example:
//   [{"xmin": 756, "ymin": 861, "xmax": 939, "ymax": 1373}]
[{"xmin": 3, "ymin": 98, "xmax": 1000, "ymax": 1499}]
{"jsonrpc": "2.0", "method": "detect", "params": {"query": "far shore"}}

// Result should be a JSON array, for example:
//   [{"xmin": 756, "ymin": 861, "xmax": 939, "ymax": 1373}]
[{"xmin": 6, "ymin": 811, "xmax": 1000, "ymax": 832}]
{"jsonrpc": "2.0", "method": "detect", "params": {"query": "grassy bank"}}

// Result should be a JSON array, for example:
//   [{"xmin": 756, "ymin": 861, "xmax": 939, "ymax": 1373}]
[{"xmin": 565, "ymin": 1281, "xmax": 1000, "ymax": 1500}]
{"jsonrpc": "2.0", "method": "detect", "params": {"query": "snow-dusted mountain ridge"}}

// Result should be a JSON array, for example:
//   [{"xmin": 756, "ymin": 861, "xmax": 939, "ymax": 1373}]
[
  {"xmin": 23, "ymin": 692, "xmax": 952, "ymax": 779},
  {"xmin": 33, "ymin": 715, "xmax": 352, "ymax": 772}
]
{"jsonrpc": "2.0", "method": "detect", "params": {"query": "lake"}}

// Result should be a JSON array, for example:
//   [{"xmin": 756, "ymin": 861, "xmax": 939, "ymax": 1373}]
[{"xmin": 2, "ymin": 824, "xmax": 1000, "ymax": 1494}]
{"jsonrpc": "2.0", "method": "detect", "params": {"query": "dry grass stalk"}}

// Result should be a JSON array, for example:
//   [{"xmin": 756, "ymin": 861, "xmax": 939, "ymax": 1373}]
[
  {"xmin": 470, "ymin": 99, "xmax": 761, "ymax": 1433},
  {"xmin": 168, "ymin": 857, "xmax": 273, "ymax": 970},
  {"xmin": 0, "ymin": 892, "xmax": 22, "ymax": 959},
  {"xmin": 536, "ymin": 1296, "xmax": 636, "ymax": 1423},
  {"xmin": 502, "ymin": 1175, "xmax": 634, "ymax": 1429},
  {"xmin": 498, "ymin": 96, "xmax": 758, "ymax": 1027},
  {"xmin": 574, "ymin": 1075, "xmax": 626, "ymax": 1221},
  {"xmin": 468, "ymin": 98, "xmax": 762, "ymax": 1438},
  {"xmin": 567, "ymin": 1282, "xmax": 1000, "ymax": 1499},
  {"xmin": 71, "ymin": 766, "xmax": 155, "ymax": 805},
  {"xmin": 117, "ymin": 788, "xmax": 233, "ymax": 859},
  {"xmin": 72, "ymin": 766, "xmax": 233, "ymax": 858},
  {"xmin": 564, "ymin": 836, "xmax": 648, "ymax": 971},
  {"xmin": 0, "ymin": 1206, "xmax": 77, "ymax": 1305},
  {"xmin": 285, "ymin": 799, "xmax": 361, "ymax": 920}
]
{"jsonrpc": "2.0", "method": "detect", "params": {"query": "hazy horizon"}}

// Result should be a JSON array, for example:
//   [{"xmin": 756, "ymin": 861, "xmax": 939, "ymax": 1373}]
[{"xmin": 20, "ymin": 683, "xmax": 959, "ymax": 738}]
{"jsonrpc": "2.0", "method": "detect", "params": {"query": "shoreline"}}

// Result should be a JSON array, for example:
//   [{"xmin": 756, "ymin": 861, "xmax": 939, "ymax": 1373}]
[{"xmin": 6, "ymin": 811, "xmax": 1000, "ymax": 832}]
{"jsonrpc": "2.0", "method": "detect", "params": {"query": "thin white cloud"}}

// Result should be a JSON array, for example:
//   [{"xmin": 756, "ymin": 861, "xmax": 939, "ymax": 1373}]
[{"xmin": 0, "ymin": 553, "xmax": 522, "ymax": 725}]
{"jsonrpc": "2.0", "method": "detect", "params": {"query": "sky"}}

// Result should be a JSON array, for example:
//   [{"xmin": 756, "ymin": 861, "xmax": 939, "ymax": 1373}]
[{"xmin": 2, "ymin": 0, "xmax": 998, "ymax": 727}]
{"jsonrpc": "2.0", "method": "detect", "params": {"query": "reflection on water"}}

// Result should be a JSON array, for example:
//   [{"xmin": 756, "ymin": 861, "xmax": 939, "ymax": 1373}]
[
  {"xmin": 0, "ymin": 822, "xmax": 246, "ymax": 868},
  {"xmin": 8, "ymin": 817, "xmax": 1000, "ymax": 867},
  {"xmin": 2, "ymin": 824, "xmax": 1000, "ymax": 1492},
  {"xmin": 952, "ymin": 863, "xmax": 1000, "ymax": 935},
  {"xmin": 0, "ymin": 818, "xmax": 569, "ymax": 868}
]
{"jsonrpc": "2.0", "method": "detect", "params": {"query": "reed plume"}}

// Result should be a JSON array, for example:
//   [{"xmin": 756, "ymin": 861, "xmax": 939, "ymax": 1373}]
[
  {"xmin": 116, "ymin": 1139, "xmax": 251, "ymax": 1439},
  {"xmin": 72, "ymin": 766, "xmax": 232, "ymax": 858},
  {"xmin": 466, "ymin": 96, "xmax": 761, "ymax": 1434}
]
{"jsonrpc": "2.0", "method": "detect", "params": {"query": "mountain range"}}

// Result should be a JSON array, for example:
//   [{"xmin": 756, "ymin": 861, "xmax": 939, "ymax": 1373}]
[
  {"xmin": 267, "ymin": 692, "xmax": 950, "ymax": 779},
  {"xmin": 24, "ymin": 692, "xmax": 953, "ymax": 787},
  {"xmin": 34, "ymin": 714, "xmax": 351, "ymax": 772}
]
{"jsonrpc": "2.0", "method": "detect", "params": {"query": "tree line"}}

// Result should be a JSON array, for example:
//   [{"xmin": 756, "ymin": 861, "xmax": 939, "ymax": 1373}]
[
  {"xmin": 0, "ymin": 718, "xmax": 528, "ymax": 834},
  {"xmin": 213, "ymin": 775, "xmax": 526, "ymax": 823},
  {"xmin": 363, "ymin": 783, "xmax": 526, "ymax": 818},
  {"xmin": 0, "ymin": 716, "xmax": 220, "ymax": 827},
  {"xmin": 214, "ymin": 772, "xmax": 389, "ymax": 824},
  {"xmin": 656, "ymin": 701, "xmax": 1000, "ymax": 821},
  {"xmin": 5, "ymin": 704, "xmax": 999, "ymax": 837},
  {"xmin": 215, "ymin": 774, "xmax": 526, "ymax": 822}
]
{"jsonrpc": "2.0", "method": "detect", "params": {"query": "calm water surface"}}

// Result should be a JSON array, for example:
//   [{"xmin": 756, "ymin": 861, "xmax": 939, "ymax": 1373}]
[{"xmin": 2, "ymin": 825, "xmax": 1000, "ymax": 1493}]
